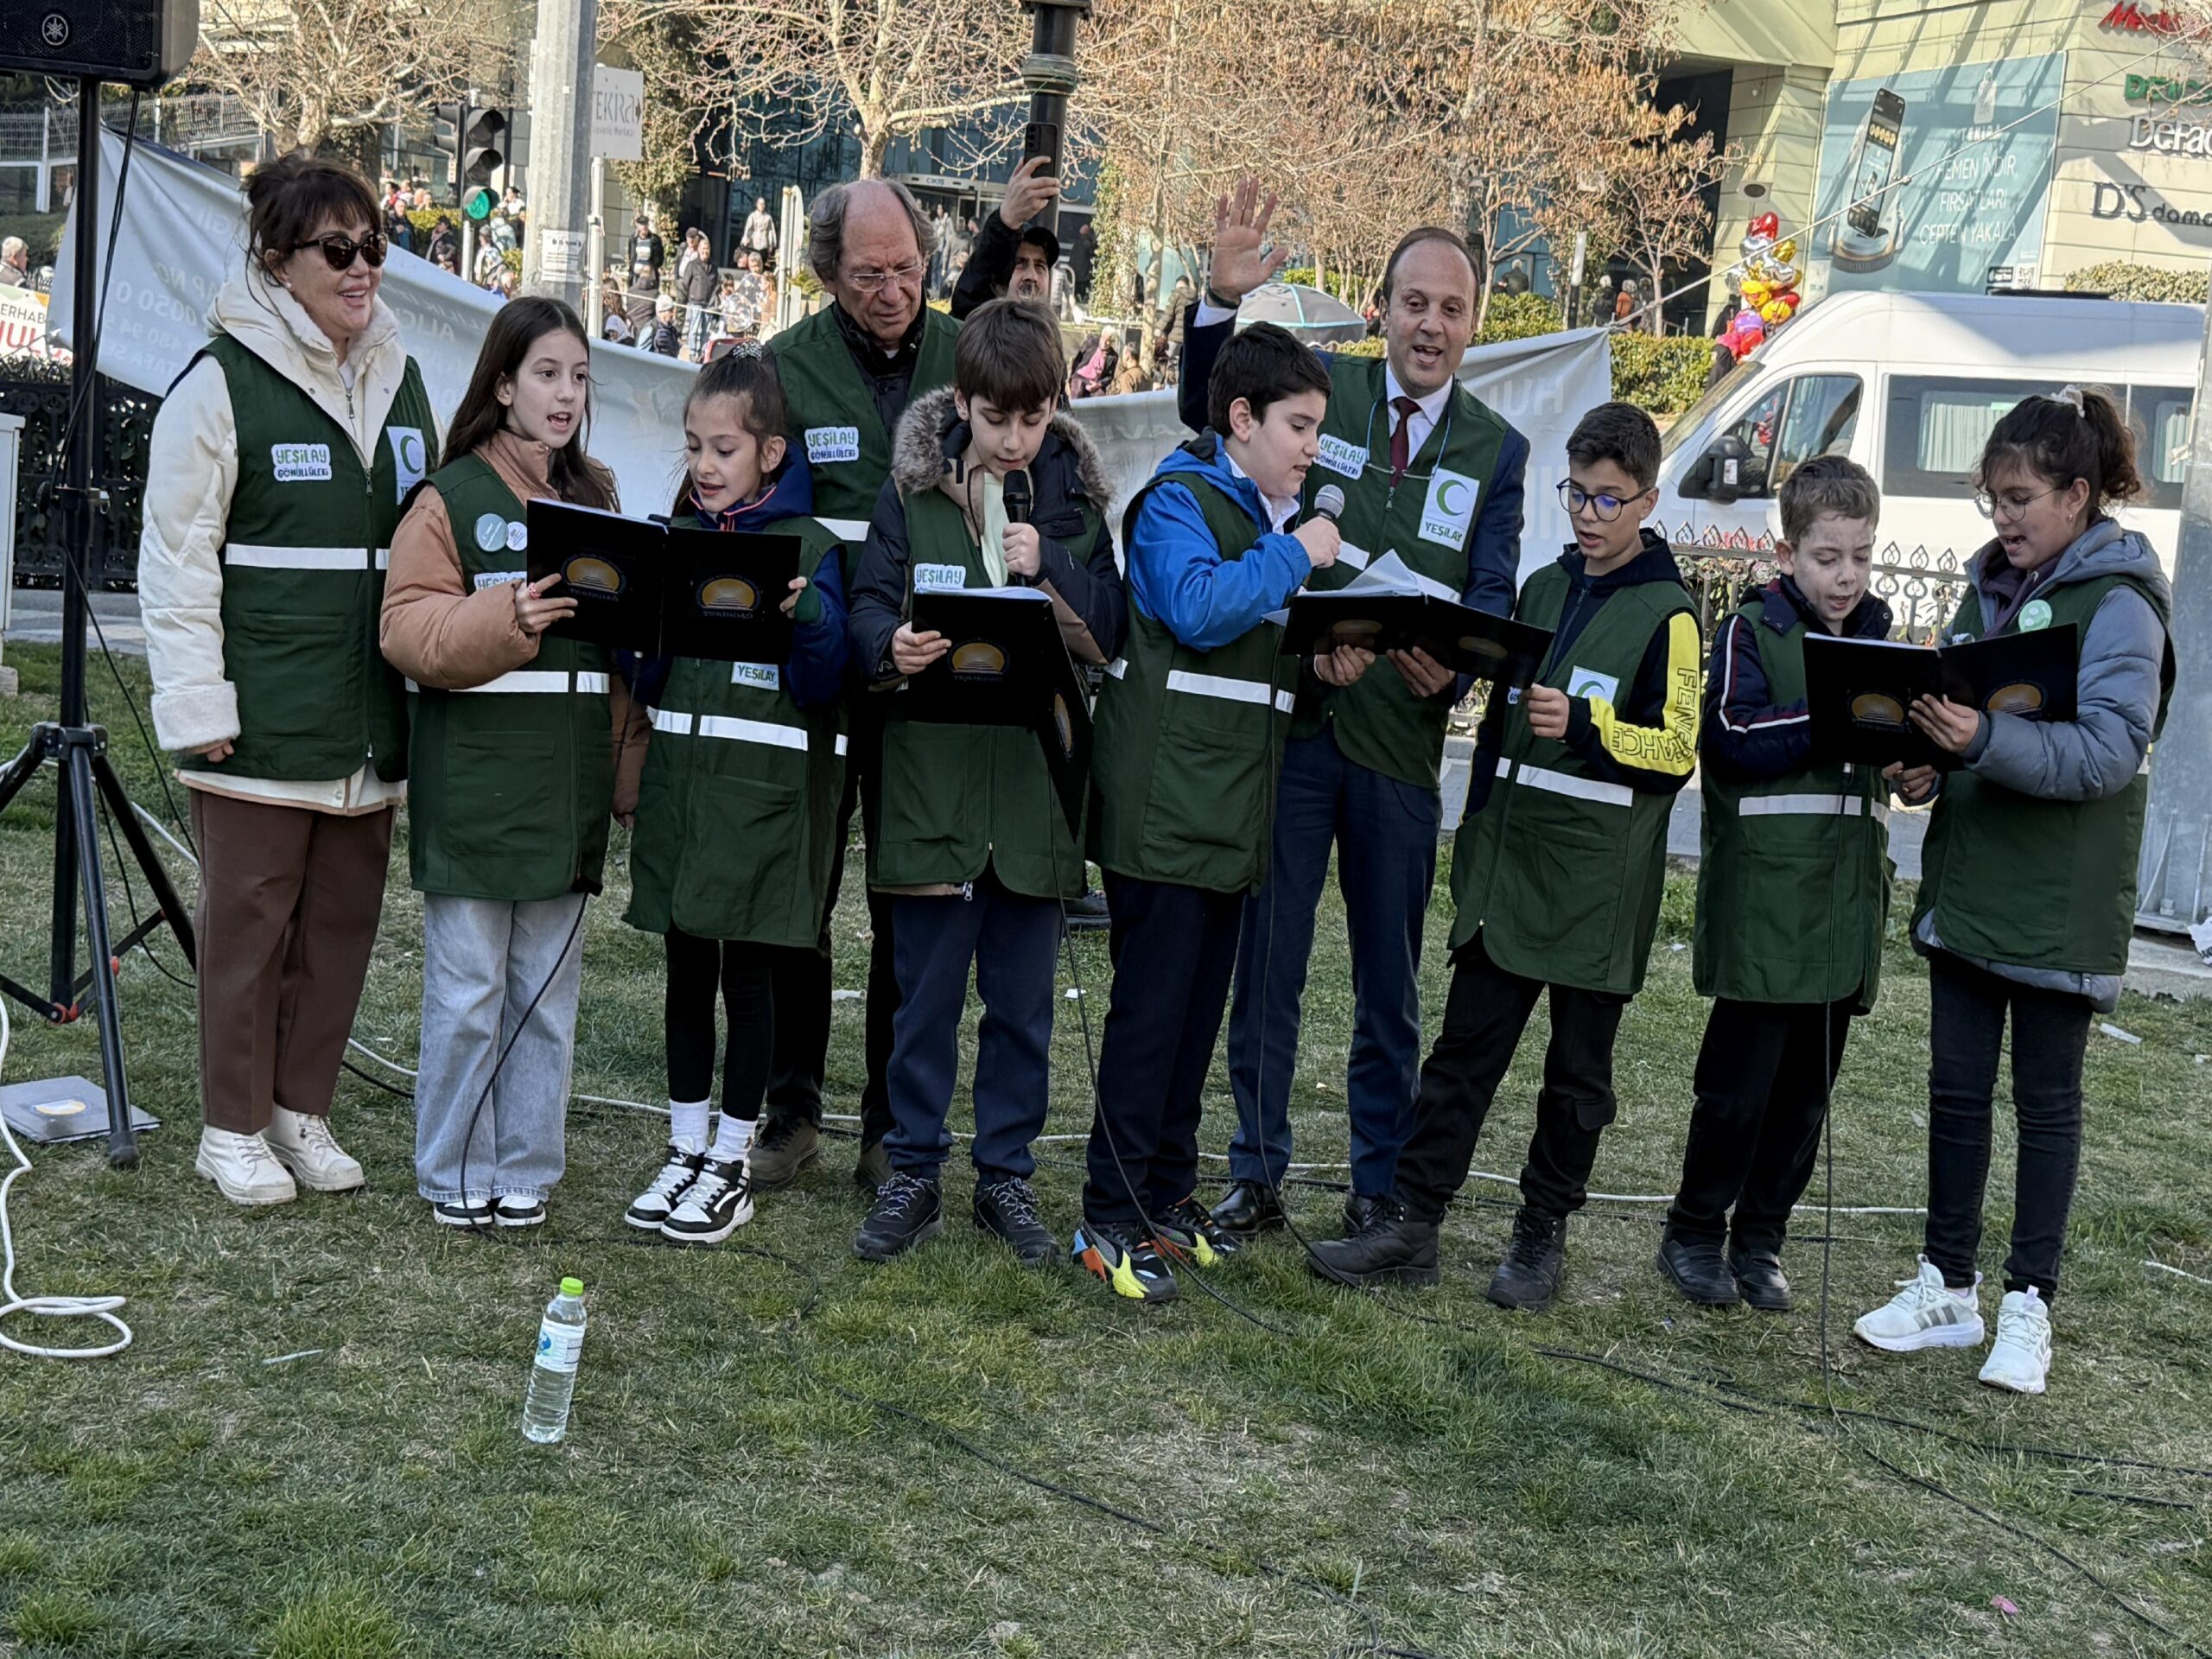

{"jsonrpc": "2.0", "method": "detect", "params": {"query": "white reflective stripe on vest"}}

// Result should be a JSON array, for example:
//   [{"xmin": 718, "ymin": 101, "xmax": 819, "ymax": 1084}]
[
  {"xmin": 1510, "ymin": 762, "xmax": 1631, "ymax": 809},
  {"xmin": 696, "ymin": 715, "xmax": 810, "ymax": 752},
  {"xmin": 1164, "ymin": 669, "xmax": 1293, "ymax": 714},
  {"xmin": 817, "ymin": 517, "xmax": 870, "ymax": 543},
  {"xmin": 1738, "ymin": 791, "xmax": 1888, "ymax": 823},
  {"xmin": 575, "ymin": 672, "xmax": 610, "ymax": 695},
  {"xmin": 650, "ymin": 707, "xmax": 693, "ymax": 735},
  {"xmin": 226, "ymin": 544, "xmax": 373, "ymax": 571},
  {"xmin": 455, "ymin": 670, "xmax": 574, "ymax": 695},
  {"xmin": 834, "ymin": 734, "xmax": 849, "ymax": 756},
  {"xmin": 374, "ymin": 548, "xmax": 391, "ymax": 571},
  {"xmin": 1104, "ymin": 658, "xmax": 1128, "ymax": 680}
]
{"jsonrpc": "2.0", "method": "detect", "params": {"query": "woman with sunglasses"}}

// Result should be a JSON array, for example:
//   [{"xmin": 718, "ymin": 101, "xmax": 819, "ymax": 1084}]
[{"xmin": 138, "ymin": 155, "xmax": 435, "ymax": 1208}]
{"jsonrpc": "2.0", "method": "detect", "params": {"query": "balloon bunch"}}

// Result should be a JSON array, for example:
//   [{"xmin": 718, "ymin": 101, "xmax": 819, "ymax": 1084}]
[{"xmin": 1719, "ymin": 212, "xmax": 1802, "ymax": 360}]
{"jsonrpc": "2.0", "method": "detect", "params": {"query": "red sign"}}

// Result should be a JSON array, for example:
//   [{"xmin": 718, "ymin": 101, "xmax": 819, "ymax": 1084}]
[{"xmin": 2102, "ymin": 3, "xmax": 2186, "ymax": 31}]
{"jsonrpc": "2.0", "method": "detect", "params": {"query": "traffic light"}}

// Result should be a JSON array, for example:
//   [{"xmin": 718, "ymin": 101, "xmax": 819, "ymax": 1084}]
[
  {"xmin": 459, "ymin": 104, "xmax": 508, "ymax": 221},
  {"xmin": 432, "ymin": 101, "xmax": 465, "ymax": 199}
]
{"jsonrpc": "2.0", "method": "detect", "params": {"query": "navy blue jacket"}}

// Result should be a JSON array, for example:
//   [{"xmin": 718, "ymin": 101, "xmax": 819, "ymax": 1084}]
[
  {"xmin": 1704, "ymin": 576, "xmax": 1891, "ymax": 784},
  {"xmin": 1175, "ymin": 304, "xmax": 1529, "ymax": 618}
]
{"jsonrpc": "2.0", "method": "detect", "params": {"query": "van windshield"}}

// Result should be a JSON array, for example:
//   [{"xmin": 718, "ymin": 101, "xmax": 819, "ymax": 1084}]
[{"xmin": 1661, "ymin": 360, "xmax": 1763, "ymax": 459}]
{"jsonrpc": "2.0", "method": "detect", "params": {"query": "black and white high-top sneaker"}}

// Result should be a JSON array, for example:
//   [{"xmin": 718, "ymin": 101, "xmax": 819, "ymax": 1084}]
[
  {"xmin": 659, "ymin": 1158, "xmax": 754, "ymax": 1245},
  {"xmin": 626, "ymin": 1144, "xmax": 708, "ymax": 1231}
]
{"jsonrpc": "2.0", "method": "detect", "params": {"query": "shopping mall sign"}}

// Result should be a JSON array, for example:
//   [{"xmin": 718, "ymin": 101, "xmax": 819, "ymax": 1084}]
[{"xmin": 2101, "ymin": 3, "xmax": 2187, "ymax": 32}]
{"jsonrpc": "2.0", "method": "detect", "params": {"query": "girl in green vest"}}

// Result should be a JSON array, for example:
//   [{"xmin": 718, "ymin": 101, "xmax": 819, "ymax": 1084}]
[
  {"xmin": 381, "ymin": 298, "xmax": 625, "ymax": 1231},
  {"xmin": 619, "ymin": 350, "xmax": 852, "ymax": 1246},
  {"xmin": 1855, "ymin": 388, "xmax": 2175, "ymax": 1396}
]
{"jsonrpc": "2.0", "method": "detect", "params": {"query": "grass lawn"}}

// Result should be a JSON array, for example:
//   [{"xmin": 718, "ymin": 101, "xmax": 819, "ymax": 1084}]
[{"xmin": 0, "ymin": 640, "xmax": 2209, "ymax": 1659}]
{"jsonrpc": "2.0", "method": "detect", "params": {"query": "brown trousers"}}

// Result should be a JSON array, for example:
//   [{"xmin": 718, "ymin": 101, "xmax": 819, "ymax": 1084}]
[{"xmin": 191, "ymin": 791, "xmax": 395, "ymax": 1135}]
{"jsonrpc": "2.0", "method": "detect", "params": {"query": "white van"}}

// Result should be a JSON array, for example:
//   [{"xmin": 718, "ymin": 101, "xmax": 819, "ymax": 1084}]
[{"xmin": 1656, "ymin": 291, "xmax": 2197, "ymax": 594}]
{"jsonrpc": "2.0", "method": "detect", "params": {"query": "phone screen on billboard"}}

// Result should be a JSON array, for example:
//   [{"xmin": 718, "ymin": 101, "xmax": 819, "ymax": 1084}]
[{"xmin": 1848, "ymin": 90, "xmax": 1906, "ymax": 237}]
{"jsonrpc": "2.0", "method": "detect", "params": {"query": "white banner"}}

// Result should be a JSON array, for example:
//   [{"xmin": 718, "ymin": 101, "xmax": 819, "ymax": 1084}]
[
  {"xmin": 54, "ymin": 131, "xmax": 1610, "ymax": 579},
  {"xmin": 0, "ymin": 283, "xmax": 52, "ymax": 359}
]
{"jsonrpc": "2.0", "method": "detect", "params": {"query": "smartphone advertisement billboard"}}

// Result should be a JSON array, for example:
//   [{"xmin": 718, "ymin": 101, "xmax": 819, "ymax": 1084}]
[{"xmin": 1809, "ymin": 53, "xmax": 2065, "ymax": 296}]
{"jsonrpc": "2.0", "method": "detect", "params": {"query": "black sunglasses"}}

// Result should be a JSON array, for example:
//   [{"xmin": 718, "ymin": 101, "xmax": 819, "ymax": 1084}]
[{"xmin": 299, "ymin": 231, "xmax": 389, "ymax": 271}]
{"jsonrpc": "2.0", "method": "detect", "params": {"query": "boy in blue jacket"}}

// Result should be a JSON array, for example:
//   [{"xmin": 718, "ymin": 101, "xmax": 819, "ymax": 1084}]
[{"xmin": 1077, "ymin": 323, "xmax": 1370, "ymax": 1302}]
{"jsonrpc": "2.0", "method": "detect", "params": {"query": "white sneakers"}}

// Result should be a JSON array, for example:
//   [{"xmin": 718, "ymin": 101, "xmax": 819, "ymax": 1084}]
[
  {"xmin": 264, "ymin": 1106, "xmax": 365, "ymax": 1193},
  {"xmin": 197, "ymin": 1111, "xmax": 365, "ymax": 1207},
  {"xmin": 195, "ymin": 1127, "xmax": 299, "ymax": 1206},
  {"xmin": 1979, "ymin": 1287, "xmax": 2053, "ymax": 1395},
  {"xmin": 1853, "ymin": 1255, "xmax": 2053, "ymax": 1395}
]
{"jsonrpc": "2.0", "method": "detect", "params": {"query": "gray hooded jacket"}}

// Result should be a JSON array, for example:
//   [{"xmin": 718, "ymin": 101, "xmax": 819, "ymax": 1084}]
[{"xmin": 1915, "ymin": 518, "xmax": 2174, "ymax": 1009}]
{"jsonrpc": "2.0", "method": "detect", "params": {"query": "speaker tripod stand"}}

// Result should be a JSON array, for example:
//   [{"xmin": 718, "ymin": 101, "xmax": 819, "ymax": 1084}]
[{"xmin": 0, "ymin": 79, "xmax": 194, "ymax": 1167}]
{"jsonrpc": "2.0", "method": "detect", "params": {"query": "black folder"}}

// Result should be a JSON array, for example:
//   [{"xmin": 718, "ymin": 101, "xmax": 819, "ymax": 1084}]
[
  {"xmin": 901, "ymin": 586, "xmax": 1092, "ymax": 836},
  {"xmin": 1803, "ymin": 626, "xmax": 2078, "ymax": 767},
  {"xmin": 525, "ymin": 500, "xmax": 801, "ymax": 663},
  {"xmin": 1277, "ymin": 589, "xmax": 1554, "ymax": 689}
]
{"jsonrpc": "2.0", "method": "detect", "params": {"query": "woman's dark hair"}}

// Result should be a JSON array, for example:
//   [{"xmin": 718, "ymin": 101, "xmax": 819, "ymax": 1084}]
[
  {"xmin": 669, "ymin": 348, "xmax": 790, "ymax": 513},
  {"xmin": 1977, "ymin": 386, "xmax": 2142, "ymax": 511},
  {"xmin": 245, "ymin": 155, "xmax": 379, "ymax": 278},
  {"xmin": 442, "ymin": 296, "xmax": 611, "ymax": 509}
]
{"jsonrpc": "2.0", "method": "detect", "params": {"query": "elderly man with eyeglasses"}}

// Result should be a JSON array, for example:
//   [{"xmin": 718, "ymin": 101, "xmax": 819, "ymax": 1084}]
[{"xmin": 753, "ymin": 179, "xmax": 962, "ymax": 1201}]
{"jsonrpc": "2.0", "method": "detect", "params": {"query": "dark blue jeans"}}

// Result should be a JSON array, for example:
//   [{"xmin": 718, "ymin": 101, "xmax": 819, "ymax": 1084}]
[
  {"xmin": 883, "ymin": 870, "xmax": 1060, "ymax": 1183},
  {"xmin": 1226, "ymin": 724, "xmax": 1440, "ymax": 1196}
]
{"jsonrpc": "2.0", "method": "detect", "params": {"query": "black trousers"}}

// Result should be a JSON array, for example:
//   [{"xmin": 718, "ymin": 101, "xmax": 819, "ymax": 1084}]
[
  {"xmin": 1667, "ymin": 997, "xmax": 1854, "ymax": 1253},
  {"xmin": 1924, "ymin": 951, "xmax": 2091, "ymax": 1302},
  {"xmin": 665, "ymin": 927, "xmax": 778, "ymax": 1121},
  {"xmin": 763, "ymin": 714, "xmax": 898, "ymax": 1146},
  {"xmin": 1392, "ymin": 935, "xmax": 1628, "ymax": 1224},
  {"xmin": 1083, "ymin": 873, "xmax": 1243, "ymax": 1230}
]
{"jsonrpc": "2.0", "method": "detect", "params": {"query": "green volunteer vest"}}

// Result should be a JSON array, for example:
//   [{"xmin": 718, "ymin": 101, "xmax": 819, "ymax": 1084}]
[
  {"xmin": 180, "ymin": 334, "xmax": 435, "ymax": 783},
  {"xmin": 626, "ymin": 516, "xmax": 849, "ymax": 947},
  {"xmin": 873, "ymin": 488, "xmax": 1093, "ymax": 899},
  {"xmin": 1915, "ymin": 570, "xmax": 2175, "ymax": 976},
  {"xmin": 1448, "ymin": 560, "xmax": 1693, "ymax": 994},
  {"xmin": 1694, "ymin": 597, "xmax": 1892, "ymax": 1009},
  {"xmin": 404, "ymin": 455, "xmax": 614, "ymax": 903},
  {"xmin": 770, "ymin": 304, "xmax": 960, "ymax": 567},
  {"xmin": 1296, "ymin": 358, "xmax": 1510, "ymax": 787},
  {"xmin": 1090, "ymin": 473, "xmax": 1301, "ymax": 893}
]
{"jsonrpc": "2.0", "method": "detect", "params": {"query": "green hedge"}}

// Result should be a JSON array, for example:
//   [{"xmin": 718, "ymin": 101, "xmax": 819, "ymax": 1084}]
[
  {"xmin": 0, "ymin": 210, "xmax": 67, "ymax": 269},
  {"xmin": 2061, "ymin": 261, "xmax": 2207, "ymax": 304}
]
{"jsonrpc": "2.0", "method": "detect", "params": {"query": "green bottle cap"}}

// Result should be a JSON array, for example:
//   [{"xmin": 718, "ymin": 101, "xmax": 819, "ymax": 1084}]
[{"xmin": 560, "ymin": 1277, "xmax": 584, "ymax": 1298}]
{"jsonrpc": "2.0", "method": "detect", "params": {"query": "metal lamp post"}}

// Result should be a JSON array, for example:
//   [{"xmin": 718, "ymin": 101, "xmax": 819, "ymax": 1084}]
[{"xmin": 1016, "ymin": 0, "xmax": 1090, "ymax": 238}]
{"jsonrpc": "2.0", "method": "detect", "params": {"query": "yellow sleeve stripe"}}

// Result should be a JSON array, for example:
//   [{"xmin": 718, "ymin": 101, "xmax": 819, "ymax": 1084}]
[{"xmin": 1584, "ymin": 610, "xmax": 1702, "ymax": 779}]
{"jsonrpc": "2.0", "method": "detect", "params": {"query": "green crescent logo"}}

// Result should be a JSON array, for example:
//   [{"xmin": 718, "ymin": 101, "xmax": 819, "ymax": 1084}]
[{"xmin": 1436, "ymin": 479, "xmax": 1471, "ymax": 515}]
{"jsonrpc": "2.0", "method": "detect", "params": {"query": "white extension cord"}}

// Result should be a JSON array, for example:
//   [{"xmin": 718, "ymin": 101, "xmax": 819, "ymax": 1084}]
[{"xmin": 0, "ymin": 998, "xmax": 134, "ymax": 1359}]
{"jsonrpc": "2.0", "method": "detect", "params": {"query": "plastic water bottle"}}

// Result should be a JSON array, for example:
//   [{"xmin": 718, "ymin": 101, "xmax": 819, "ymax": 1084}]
[{"xmin": 522, "ymin": 1276, "xmax": 587, "ymax": 1444}]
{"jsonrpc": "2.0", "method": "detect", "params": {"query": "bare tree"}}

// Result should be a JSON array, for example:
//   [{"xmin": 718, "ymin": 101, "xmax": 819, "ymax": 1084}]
[
  {"xmin": 191, "ymin": 0, "xmax": 480, "ymax": 156},
  {"xmin": 1603, "ymin": 103, "xmax": 1729, "ymax": 336},
  {"xmin": 602, "ymin": 0, "xmax": 1030, "ymax": 182}
]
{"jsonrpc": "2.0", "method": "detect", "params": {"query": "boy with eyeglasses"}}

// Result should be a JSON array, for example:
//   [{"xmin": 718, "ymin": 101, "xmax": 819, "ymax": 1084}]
[{"xmin": 1309, "ymin": 402, "xmax": 1700, "ymax": 1312}]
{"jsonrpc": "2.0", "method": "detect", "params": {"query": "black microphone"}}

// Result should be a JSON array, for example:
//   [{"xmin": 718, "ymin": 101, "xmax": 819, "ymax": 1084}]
[
  {"xmin": 1312, "ymin": 482, "xmax": 1346, "ymax": 523},
  {"xmin": 1002, "ymin": 469, "xmax": 1034, "ymax": 585}
]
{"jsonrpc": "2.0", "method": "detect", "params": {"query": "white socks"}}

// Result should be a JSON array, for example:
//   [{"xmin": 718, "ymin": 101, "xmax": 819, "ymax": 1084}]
[
  {"xmin": 711, "ymin": 1114, "xmax": 754, "ymax": 1164},
  {"xmin": 670, "ymin": 1099, "xmax": 712, "ymax": 1155}
]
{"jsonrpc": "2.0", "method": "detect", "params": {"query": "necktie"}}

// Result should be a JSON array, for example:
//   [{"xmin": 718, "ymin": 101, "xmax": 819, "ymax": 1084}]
[{"xmin": 1389, "ymin": 395, "xmax": 1422, "ymax": 485}]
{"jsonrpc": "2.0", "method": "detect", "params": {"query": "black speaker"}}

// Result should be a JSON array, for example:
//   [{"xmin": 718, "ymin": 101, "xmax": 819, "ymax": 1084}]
[{"xmin": 0, "ymin": 0, "xmax": 200, "ymax": 89}]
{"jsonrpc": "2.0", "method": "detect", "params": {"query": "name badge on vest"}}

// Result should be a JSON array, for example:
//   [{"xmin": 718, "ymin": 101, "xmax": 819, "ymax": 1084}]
[
  {"xmin": 1567, "ymin": 665, "xmax": 1620, "ymax": 706},
  {"xmin": 1418, "ymin": 467, "xmax": 1479, "ymax": 547},
  {"xmin": 272, "ymin": 442, "xmax": 333, "ymax": 483},
  {"xmin": 913, "ymin": 564, "xmax": 967, "ymax": 592},
  {"xmin": 474, "ymin": 569, "xmax": 526, "ymax": 591},
  {"xmin": 389, "ymin": 428, "xmax": 429, "ymax": 501},
  {"xmin": 2018, "ymin": 599, "xmax": 2053, "ymax": 632},
  {"xmin": 731, "ymin": 661, "xmax": 780, "ymax": 690},
  {"xmin": 1315, "ymin": 435, "xmax": 1367, "ymax": 480},
  {"xmin": 475, "ymin": 513, "xmax": 513, "ymax": 553},
  {"xmin": 805, "ymin": 425, "xmax": 861, "ymax": 466}
]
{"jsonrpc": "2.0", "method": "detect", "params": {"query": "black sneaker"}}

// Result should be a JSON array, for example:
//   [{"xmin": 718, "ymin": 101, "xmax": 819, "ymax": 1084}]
[
  {"xmin": 1729, "ymin": 1244, "xmax": 1793, "ymax": 1313},
  {"xmin": 1072, "ymin": 1216, "xmax": 1177, "ymax": 1303},
  {"xmin": 1306, "ymin": 1197, "xmax": 1440, "ymax": 1287},
  {"xmin": 1656, "ymin": 1233, "xmax": 1741, "ymax": 1306},
  {"xmin": 974, "ymin": 1175, "xmax": 1056, "ymax": 1267},
  {"xmin": 659, "ymin": 1158, "xmax": 754, "ymax": 1245},
  {"xmin": 1064, "ymin": 889, "xmax": 1111, "ymax": 932},
  {"xmin": 494, "ymin": 1195, "xmax": 547, "ymax": 1229},
  {"xmin": 854, "ymin": 1171, "xmax": 943, "ymax": 1262},
  {"xmin": 1209, "ymin": 1179, "xmax": 1286, "ymax": 1239},
  {"xmin": 626, "ymin": 1144, "xmax": 706, "ymax": 1230},
  {"xmin": 1152, "ymin": 1194, "xmax": 1241, "ymax": 1268},
  {"xmin": 431, "ymin": 1198, "xmax": 492, "ymax": 1229},
  {"xmin": 1486, "ymin": 1210, "xmax": 1569, "ymax": 1312},
  {"xmin": 747, "ymin": 1114, "xmax": 820, "ymax": 1191}
]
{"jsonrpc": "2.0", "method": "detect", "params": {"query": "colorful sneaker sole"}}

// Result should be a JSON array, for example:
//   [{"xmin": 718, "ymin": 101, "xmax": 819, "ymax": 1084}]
[{"xmin": 1072, "ymin": 1230, "xmax": 1176, "ymax": 1303}]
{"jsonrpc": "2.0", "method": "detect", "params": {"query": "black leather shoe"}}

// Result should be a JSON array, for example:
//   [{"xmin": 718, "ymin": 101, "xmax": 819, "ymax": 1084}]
[
  {"xmin": 1342, "ymin": 1191, "xmax": 1389, "ymax": 1237},
  {"xmin": 1064, "ymin": 889, "xmax": 1111, "ymax": 932},
  {"xmin": 854, "ymin": 1171, "xmax": 942, "ymax": 1262},
  {"xmin": 1656, "ymin": 1233, "xmax": 1742, "ymax": 1307},
  {"xmin": 1210, "ymin": 1179, "xmax": 1285, "ymax": 1238},
  {"xmin": 852, "ymin": 1139, "xmax": 892, "ymax": 1199},
  {"xmin": 1729, "ymin": 1244, "xmax": 1793, "ymax": 1312},
  {"xmin": 1306, "ymin": 1199, "xmax": 1440, "ymax": 1287},
  {"xmin": 1486, "ymin": 1210, "xmax": 1569, "ymax": 1312},
  {"xmin": 747, "ymin": 1114, "xmax": 820, "ymax": 1191}
]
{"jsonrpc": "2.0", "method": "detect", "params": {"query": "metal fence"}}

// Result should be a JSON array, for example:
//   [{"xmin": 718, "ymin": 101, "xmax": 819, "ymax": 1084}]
[
  {"xmin": 0, "ymin": 366, "xmax": 157, "ymax": 588},
  {"xmin": 1671, "ymin": 537, "xmax": 1973, "ymax": 647}
]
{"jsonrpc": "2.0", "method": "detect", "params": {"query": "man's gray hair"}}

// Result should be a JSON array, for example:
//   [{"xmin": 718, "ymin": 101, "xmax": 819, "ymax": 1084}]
[
  {"xmin": 1, "ymin": 238, "xmax": 24, "ymax": 262},
  {"xmin": 806, "ymin": 179, "xmax": 935, "ymax": 287}
]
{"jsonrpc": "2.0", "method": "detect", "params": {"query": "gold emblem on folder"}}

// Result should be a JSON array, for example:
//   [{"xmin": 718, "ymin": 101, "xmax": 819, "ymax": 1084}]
[
  {"xmin": 1850, "ymin": 692, "xmax": 1907, "ymax": 728},
  {"xmin": 1984, "ymin": 682, "xmax": 2044, "ymax": 715},
  {"xmin": 1328, "ymin": 620, "xmax": 1384, "ymax": 646},
  {"xmin": 950, "ymin": 640, "xmax": 1007, "ymax": 678},
  {"xmin": 563, "ymin": 556, "xmax": 623, "ymax": 594},
  {"xmin": 698, "ymin": 575, "xmax": 761, "ymax": 613},
  {"xmin": 1459, "ymin": 635, "xmax": 1507, "ymax": 662},
  {"xmin": 1051, "ymin": 691, "xmax": 1076, "ymax": 758}
]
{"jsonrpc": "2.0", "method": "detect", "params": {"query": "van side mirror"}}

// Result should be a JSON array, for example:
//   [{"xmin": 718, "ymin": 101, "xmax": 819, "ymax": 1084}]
[{"xmin": 1700, "ymin": 435, "xmax": 1749, "ymax": 505}]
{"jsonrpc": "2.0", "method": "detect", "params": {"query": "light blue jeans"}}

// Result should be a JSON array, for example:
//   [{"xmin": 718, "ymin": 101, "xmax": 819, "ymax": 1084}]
[{"xmin": 414, "ymin": 893, "xmax": 588, "ymax": 1203}]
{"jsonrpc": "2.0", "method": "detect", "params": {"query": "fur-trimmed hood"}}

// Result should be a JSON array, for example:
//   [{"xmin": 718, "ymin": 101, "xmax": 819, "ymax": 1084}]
[{"xmin": 888, "ymin": 385, "xmax": 1113, "ymax": 509}]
